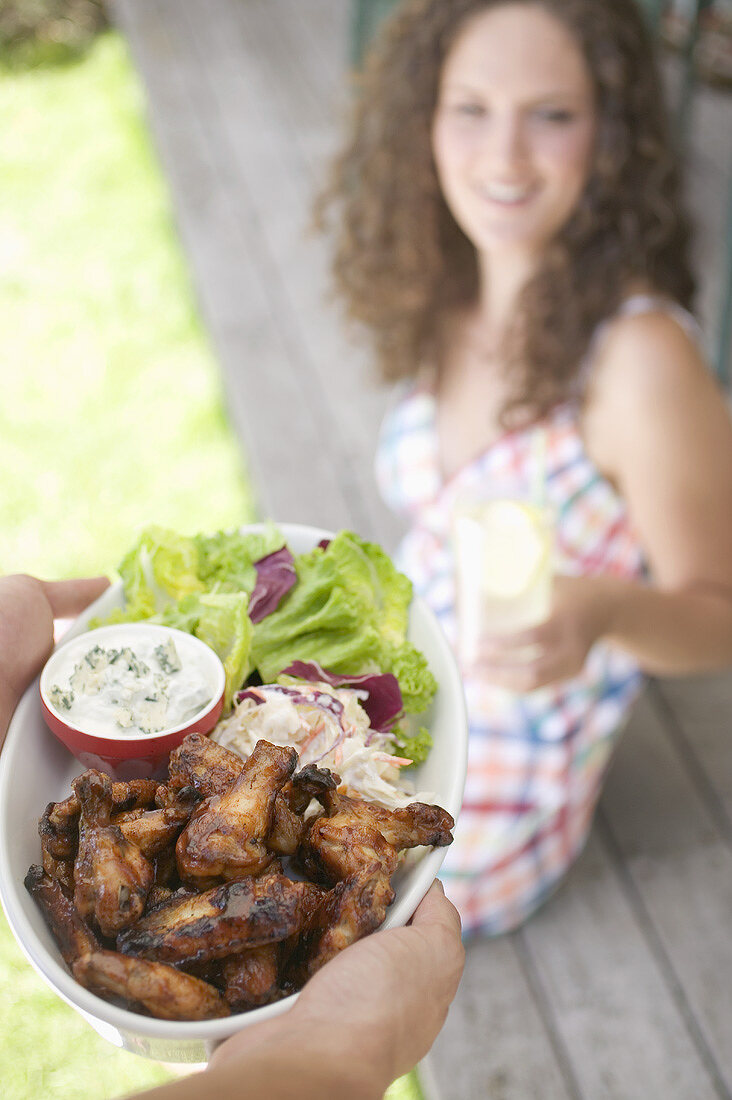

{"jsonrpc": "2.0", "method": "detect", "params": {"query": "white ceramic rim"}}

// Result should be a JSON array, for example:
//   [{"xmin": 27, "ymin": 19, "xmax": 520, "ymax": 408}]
[
  {"xmin": 0, "ymin": 522, "xmax": 468, "ymax": 1041},
  {"xmin": 39, "ymin": 623, "xmax": 226, "ymax": 742}
]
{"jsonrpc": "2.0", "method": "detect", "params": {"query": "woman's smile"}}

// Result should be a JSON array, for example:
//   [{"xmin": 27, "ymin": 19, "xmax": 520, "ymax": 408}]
[
  {"xmin": 475, "ymin": 180, "xmax": 538, "ymax": 207},
  {"xmin": 432, "ymin": 4, "xmax": 596, "ymax": 258}
]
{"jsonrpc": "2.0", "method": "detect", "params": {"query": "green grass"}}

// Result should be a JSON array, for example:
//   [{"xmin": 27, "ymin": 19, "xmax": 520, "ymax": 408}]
[
  {"xmin": 0, "ymin": 28, "xmax": 424, "ymax": 1100},
  {"xmin": 0, "ymin": 31, "xmax": 254, "ymax": 580}
]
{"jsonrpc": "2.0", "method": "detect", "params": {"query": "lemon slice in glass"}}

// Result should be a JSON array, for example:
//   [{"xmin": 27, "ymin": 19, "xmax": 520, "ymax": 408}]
[{"xmin": 478, "ymin": 500, "xmax": 551, "ymax": 600}]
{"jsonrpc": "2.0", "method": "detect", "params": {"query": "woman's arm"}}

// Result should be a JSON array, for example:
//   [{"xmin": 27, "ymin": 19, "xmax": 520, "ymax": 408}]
[
  {"xmin": 476, "ymin": 311, "xmax": 732, "ymax": 688},
  {"xmin": 584, "ymin": 309, "xmax": 732, "ymax": 673}
]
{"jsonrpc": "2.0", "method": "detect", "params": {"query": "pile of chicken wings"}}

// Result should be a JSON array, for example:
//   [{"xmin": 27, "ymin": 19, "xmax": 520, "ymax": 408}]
[{"xmin": 26, "ymin": 733, "xmax": 454, "ymax": 1020}]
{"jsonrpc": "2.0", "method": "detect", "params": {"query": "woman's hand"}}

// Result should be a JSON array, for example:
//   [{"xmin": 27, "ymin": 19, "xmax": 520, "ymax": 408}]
[
  {"xmin": 0, "ymin": 574, "xmax": 109, "ymax": 746},
  {"xmin": 472, "ymin": 574, "xmax": 617, "ymax": 692},
  {"xmin": 209, "ymin": 881, "xmax": 465, "ymax": 1096}
]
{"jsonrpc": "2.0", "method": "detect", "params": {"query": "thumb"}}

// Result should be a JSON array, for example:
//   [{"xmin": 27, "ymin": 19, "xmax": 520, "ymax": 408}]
[
  {"xmin": 41, "ymin": 577, "xmax": 110, "ymax": 619},
  {"xmin": 409, "ymin": 880, "xmax": 463, "ymax": 940}
]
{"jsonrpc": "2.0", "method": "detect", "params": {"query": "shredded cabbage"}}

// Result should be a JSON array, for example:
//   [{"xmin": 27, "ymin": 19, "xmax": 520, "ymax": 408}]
[{"xmin": 211, "ymin": 681, "xmax": 432, "ymax": 809}]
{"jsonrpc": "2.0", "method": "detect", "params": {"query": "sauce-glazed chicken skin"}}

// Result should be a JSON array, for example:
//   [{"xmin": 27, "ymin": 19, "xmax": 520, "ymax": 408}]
[
  {"xmin": 168, "ymin": 732, "xmax": 242, "ymax": 799},
  {"xmin": 117, "ymin": 786, "xmax": 199, "ymax": 859},
  {"xmin": 117, "ymin": 871, "xmax": 311, "ymax": 966},
  {"xmin": 221, "ymin": 943, "xmax": 282, "ymax": 1010},
  {"xmin": 298, "ymin": 787, "xmax": 455, "ymax": 884},
  {"xmin": 288, "ymin": 864, "xmax": 395, "ymax": 985},
  {"xmin": 73, "ymin": 951, "xmax": 229, "ymax": 1021},
  {"xmin": 38, "ymin": 776, "xmax": 163, "ymax": 896},
  {"xmin": 72, "ymin": 771, "xmax": 155, "ymax": 937},
  {"xmin": 176, "ymin": 740, "xmax": 298, "ymax": 886},
  {"xmin": 24, "ymin": 865, "xmax": 100, "ymax": 965}
]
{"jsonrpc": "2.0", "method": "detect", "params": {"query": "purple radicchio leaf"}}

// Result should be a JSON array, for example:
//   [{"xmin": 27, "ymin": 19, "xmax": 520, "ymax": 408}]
[
  {"xmin": 280, "ymin": 660, "xmax": 403, "ymax": 732},
  {"xmin": 317, "ymin": 539, "xmax": 331, "ymax": 550},
  {"xmin": 248, "ymin": 546, "xmax": 297, "ymax": 623}
]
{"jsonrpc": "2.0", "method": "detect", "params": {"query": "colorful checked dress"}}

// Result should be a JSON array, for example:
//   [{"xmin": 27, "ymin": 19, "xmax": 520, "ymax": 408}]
[{"xmin": 374, "ymin": 296, "xmax": 698, "ymax": 936}]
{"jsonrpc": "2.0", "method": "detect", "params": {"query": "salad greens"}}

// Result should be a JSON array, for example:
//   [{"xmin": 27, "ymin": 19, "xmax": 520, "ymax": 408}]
[
  {"xmin": 98, "ymin": 524, "xmax": 437, "ymax": 757},
  {"xmin": 389, "ymin": 724, "xmax": 433, "ymax": 768},
  {"xmin": 252, "ymin": 531, "xmax": 437, "ymax": 717}
]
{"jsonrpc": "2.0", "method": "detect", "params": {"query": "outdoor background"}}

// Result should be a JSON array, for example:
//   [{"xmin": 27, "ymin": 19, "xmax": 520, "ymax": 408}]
[{"xmin": 1, "ymin": 1, "xmax": 730, "ymax": 1098}]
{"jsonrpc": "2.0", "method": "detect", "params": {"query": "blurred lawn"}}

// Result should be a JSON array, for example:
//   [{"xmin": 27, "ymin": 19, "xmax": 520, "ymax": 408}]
[
  {"xmin": 0, "ymin": 30, "xmax": 254, "ymax": 580},
  {"xmin": 0, "ymin": 27, "xmax": 421, "ymax": 1100}
]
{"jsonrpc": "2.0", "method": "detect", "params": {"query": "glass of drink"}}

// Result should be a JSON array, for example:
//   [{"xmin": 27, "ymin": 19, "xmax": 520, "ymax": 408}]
[{"xmin": 451, "ymin": 495, "xmax": 553, "ymax": 666}]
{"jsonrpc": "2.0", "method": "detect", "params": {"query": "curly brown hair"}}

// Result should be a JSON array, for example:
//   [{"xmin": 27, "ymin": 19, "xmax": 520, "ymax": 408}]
[{"xmin": 318, "ymin": 0, "xmax": 696, "ymax": 427}]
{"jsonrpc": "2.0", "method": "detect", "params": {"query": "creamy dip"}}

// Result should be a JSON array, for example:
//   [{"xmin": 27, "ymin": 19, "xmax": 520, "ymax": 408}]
[{"xmin": 47, "ymin": 633, "xmax": 213, "ymax": 737}]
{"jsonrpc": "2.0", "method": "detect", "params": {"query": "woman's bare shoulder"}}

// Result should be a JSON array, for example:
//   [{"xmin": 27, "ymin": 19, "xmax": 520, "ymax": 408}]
[{"xmin": 581, "ymin": 299, "xmax": 719, "ymax": 479}]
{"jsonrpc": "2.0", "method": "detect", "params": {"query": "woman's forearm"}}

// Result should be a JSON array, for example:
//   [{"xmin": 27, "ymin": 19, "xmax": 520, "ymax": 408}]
[{"xmin": 600, "ymin": 576, "xmax": 732, "ymax": 676}]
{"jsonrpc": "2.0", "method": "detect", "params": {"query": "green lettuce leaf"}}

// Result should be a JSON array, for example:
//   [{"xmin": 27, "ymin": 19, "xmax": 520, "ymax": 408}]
[
  {"xmin": 382, "ymin": 639, "xmax": 438, "ymax": 716},
  {"xmin": 251, "ymin": 550, "xmax": 379, "ymax": 682},
  {"xmin": 388, "ymin": 724, "xmax": 433, "ymax": 767},
  {"xmin": 325, "ymin": 531, "xmax": 412, "ymax": 645},
  {"xmin": 193, "ymin": 523, "xmax": 285, "ymax": 594},
  {"xmin": 251, "ymin": 530, "xmax": 437, "ymax": 716},
  {"xmin": 117, "ymin": 526, "xmax": 205, "ymax": 619},
  {"xmin": 95, "ymin": 524, "xmax": 279, "ymax": 707}
]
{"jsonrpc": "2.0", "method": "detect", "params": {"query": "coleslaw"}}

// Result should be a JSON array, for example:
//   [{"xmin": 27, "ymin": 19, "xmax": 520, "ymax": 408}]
[{"xmin": 211, "ymin": 680, "xmax": 431, "ymax": 809}]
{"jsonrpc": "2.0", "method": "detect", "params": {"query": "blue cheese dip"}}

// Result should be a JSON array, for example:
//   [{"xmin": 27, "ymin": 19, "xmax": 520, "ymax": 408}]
[{"xmin": 46, "ymin": 629, "xmax": 214, "ymax": 737}]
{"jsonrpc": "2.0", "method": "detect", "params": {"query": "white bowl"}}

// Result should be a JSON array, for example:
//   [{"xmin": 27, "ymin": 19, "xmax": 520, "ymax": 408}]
[{"xmin": 0, "ymin": 524, "xmax": 467, "ymax": 1064}]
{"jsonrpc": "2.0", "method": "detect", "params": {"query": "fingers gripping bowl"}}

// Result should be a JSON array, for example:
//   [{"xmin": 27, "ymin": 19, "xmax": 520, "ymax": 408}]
[{"xmin": 0, "ymin": 525, "xmax": 467, "ymax": 1063}]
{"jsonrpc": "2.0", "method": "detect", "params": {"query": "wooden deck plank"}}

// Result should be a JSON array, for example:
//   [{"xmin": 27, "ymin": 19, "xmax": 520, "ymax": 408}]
[
  {"xmin": 173, "ymin": 0, "xmax": 403, "ymax": 542},
  {"xmin": 599, "ymin": 688, "xmax": 732, "ymax": 1095},
  {"xmin": 653, "ymin": 675, "xmax": 732, "ymax": 833},
  {"xmin": 430, "ymin": 935, "xmax": 577, "ymax": 1100},
  {"xmin": 111, "ymin": 0, "xmax": 365, "ymax": 530},
  {"xmin": 520, "ymin": 827, "xmax": 721, "ymax": 1100}
]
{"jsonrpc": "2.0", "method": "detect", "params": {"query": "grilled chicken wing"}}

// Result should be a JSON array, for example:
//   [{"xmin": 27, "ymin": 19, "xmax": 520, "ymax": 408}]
[
  {"xmin": 176, "ymin": 741, "xmax": 298, "ymax": 885},
  {"xmin": 40, "ymin": 847, "xmax": 75, "ymax": 894},
  {"xmin": 39, "ymin": 802, "xmax": 78, "ymax": 861},
  {"xmin": 299, "ymin": 788, "xmax": 454, "ymax": 884},
  {"xmin": 264, "ymin": 764, "xmax": 337, "ymax": 856},
  {"xmin": 118, "ymin": 786, "xmax": 199, "ymax": 858},
  {"xmin": 24, "ymin": 865, "xmax": 100, "ymax": 965},
  {"xmin": 73, "ymin": 950, "xmax": 229, "ymax": 1020},
  {"xmin": 168, "ymin": 733, "xmax": 332, "ymax": 858},
  {"xmin": 168, "ymin": 732, "xmax": 243, "ymax": 798},
  {"xmin": 48, "ymin": 777, "xmax": 160, "ymax": 825},
  {"xmin": 73, "ymin": 771, "xmax": 154, "ymax": 936},
  {"xmin": 289, "ymin": 864, "xmax": 395, "ymax": 983},
  {"xmin": 117, "ymin": 871, "xmax": 310, "ymax": 966},
  {"xmin": 267, "ymin": 795, "xmax": 307, "ymax": 857},
  {"xmin": 221, "ymin": 944, "xmax": 282, "ymax": 1010},
  {"xmin": 39, "ymin": 800, "xmax": 79, "ymax": 892}
]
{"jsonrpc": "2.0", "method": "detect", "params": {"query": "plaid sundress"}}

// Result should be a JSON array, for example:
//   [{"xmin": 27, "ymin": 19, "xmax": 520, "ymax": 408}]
[{"xmin": 374, "ymin": 296, "xmax": 698, "ymax": 936}]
